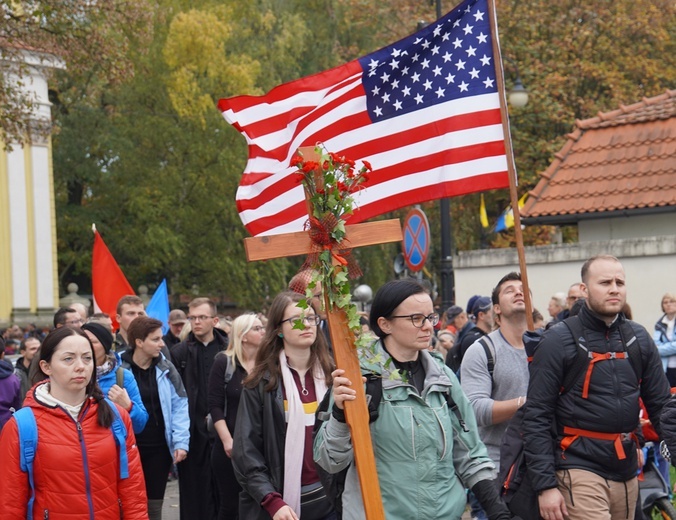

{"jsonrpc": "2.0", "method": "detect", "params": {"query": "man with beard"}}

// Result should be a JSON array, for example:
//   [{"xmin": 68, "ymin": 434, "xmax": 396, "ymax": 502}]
[{"xmin": 524, "ymin": 255, "xmax": 670, "ymax": 520}]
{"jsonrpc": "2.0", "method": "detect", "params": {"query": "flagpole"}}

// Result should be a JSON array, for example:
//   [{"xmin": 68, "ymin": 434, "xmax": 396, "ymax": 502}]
[
  {"xmin": 436, "ymin": 0, "xmax": 456, "ymax": 313},
  {"xmin": 487, "ymin": 0, "xmax": 534, "ymax": 330}
]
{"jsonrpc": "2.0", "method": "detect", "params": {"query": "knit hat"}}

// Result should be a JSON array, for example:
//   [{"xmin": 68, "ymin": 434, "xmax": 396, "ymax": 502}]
[
  {"xmin": 445, "ymin": 305, "xmax": 464, "ymax": 322},
  {"xmin": 82, "ymin": 322, "xmax": 114, "ymax": 354}
]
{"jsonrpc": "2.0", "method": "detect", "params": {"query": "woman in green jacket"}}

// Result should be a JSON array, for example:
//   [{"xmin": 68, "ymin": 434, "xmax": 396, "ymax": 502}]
[{"xmin": 314, "ymin": 279, "xmax": 512, "ymax": 520}]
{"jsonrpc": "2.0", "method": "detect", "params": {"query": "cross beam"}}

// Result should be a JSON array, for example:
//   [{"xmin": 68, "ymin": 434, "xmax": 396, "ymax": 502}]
[{"xmin": 243, "ymin": 149, "xmax": 402, "ymax": 519}]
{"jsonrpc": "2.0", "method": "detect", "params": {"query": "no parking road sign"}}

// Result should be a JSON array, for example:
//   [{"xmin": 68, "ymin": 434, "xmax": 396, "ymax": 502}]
[{"xmin": 402, "ymin": 208, "xmax": 430, "ymax": 272}]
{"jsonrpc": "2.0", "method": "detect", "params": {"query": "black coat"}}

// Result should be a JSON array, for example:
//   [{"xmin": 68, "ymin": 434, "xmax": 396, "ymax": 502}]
[
  {"xmin": 231, "ymin": 375, "xmax": 286, "ymax": 520},
  {"xmin": 523, "ymin": 305, "xmax": 670, "ymax": 491}
]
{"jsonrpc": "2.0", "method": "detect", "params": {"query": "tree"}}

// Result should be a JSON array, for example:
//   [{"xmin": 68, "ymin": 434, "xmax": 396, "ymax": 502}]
[{"xmin": 0, "ymin": 0, "xmax": 152, "ymax": 146}]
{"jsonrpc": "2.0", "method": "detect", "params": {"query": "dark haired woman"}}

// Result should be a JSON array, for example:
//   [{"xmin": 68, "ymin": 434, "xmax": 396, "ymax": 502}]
[
  {"xmin": 120, "ymin": 316, "xmax": 190, "ymax": 520},
  {"xmin": 232, "ymin": 291, "xmax": 335, "ymax": 520},
  {"xmin": 0, "ymin": 327, "xmax": 148, "ymax": 518},
  {"xmin": 314, "ymin": 279, "xmax": 511, "ymax": 519}
]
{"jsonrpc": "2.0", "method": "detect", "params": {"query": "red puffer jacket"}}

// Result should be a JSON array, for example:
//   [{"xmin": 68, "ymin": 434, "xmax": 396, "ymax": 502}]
[{"xmin": 0, "ymin": 382, "xmax": 148, "ymax": 519}]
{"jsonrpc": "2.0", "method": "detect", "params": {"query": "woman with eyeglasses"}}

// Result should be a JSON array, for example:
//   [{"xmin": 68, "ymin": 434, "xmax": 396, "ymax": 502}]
[
  {"xmin": 314, "ymin": 279, "xmax": 511, "ymax": 520},
  {"xmin": 232, "ymin": 291, "xmax": 335, "ymax": 520},
  {"xmin": 208, "ymin": 312, "xmax": 266, "ymax": 520}
]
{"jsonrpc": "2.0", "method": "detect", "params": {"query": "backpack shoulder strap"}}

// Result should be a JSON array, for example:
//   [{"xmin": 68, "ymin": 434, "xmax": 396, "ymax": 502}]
[
  {"xmin": 445, "ymin": 389, "xmax": 469, "ymax": 433},
  {"xmin": 116, "ymin": 366, "xmax": 125, "ymax": 389},
  {"xmin": 364, "ymin": 373, "xmax": 382, "ymax": 422},
  {"xmin": 15, "ymin": 407, "xmax": 37, "ymax": 520},
  {"xmin": 221, "ymin": 353, "xmax": 237, "ymax": 418},
  {"xmin": 619, "ymin": 321, "xmax": 643, "ymax": 381},
  {"xmin": 561, "ymin": 316, "xmax": 591, "ymax": 393},
  {"xmin": 478, "ymin": 335, "xmax": 495, "ymax": 379},
  {"xmin": 104, "ymin": 398, "xmax": 129, "ymax": 479}
]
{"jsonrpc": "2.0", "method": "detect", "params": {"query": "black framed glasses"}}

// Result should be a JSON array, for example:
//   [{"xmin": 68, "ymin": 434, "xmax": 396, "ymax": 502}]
[
  {"xmin": 389, "ymin": 313, "xmax": 440, "ymax": 328},
  {"xmin": 280, "ymin": 315, "xmax": 321, "ymax": 327}
]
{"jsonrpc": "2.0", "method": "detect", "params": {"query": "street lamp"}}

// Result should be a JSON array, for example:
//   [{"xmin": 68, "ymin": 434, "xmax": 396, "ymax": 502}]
[{"xmin": 504, "ymin": 57, "xmax": 529, "ymax": 108}]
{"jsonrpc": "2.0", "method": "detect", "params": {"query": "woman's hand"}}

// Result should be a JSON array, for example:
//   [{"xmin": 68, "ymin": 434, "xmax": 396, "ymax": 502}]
[
  {"xmin": 222, "ymin": 437, "xmax": 234, "ymax": 458},
  {"xmin": 173, "ymin": 449, "xmax": 187, "ymax": 464},
  {"xmin": 108, "ymin": 385, "xmax": 132, "ymax": 411},
  {"xmin": 272, "ymin": 505, "xmax": 299, "ymax": 520},
  {"xmin": 332, "ymin": 369, "xmax": 359, "ymax": 410}
]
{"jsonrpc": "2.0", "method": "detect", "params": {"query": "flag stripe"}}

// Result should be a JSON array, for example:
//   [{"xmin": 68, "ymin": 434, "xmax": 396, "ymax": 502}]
[{"xmin": 220, "ymin": 0, "xmax": 511, "ymax": 236}]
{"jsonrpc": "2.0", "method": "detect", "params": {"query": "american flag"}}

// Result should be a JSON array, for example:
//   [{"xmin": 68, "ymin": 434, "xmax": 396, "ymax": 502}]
[{"xmin": 219, "ymin": 0, "xmax": 510, "ymax": 237}]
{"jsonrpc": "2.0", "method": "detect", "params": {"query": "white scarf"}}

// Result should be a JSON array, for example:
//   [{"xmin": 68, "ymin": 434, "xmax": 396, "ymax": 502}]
[{"xmin": 279, "ymin": 350, "xmax": 328, "ymax": 516}]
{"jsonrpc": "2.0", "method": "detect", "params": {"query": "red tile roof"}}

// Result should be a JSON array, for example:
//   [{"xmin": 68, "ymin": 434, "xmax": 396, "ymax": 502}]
[{"xmin": 521, "ymin": 89, "xmax": 676, "ymax": 224}]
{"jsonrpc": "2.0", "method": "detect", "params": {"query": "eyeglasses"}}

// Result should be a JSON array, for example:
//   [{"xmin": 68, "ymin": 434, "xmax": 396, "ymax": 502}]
[
  {"xmin": 389, "ymin": 313, "xmax": 440, "ymax": 328},
  {"xmin": 251, "ymin": 326, "xmax": 265, "ymax": 332},
  {"xmin": 187, "ymin": 315, "xmax": 214, "ymax": 322},
  {"xmin": 280, "ymin": 315, "xmax": 321, "ymax": 327}
]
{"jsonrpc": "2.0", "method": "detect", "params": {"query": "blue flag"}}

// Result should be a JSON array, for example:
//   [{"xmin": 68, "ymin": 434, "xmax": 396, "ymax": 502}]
[{"xmin": 146, "ymin": 279, "xmax": 170, "ymax": 334}]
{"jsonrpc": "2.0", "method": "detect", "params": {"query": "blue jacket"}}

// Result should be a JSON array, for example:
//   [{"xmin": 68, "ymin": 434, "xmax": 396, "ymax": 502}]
[
  {"xmin": 654, "ymin": 314, "xmax": 676, "ymax": 371},
  {"xmin": 121, "ymin": 353, "xmax": 190, "ymax": 457},
  {"xmin": 97, "ymin": 352, "xmax": 148, "ymax": 433}
]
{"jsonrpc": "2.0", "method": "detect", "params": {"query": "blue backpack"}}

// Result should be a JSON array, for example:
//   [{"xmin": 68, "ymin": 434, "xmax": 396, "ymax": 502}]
[{"xmin": 14, "ymin": 398, "xmax": 129, "ymax": 520}]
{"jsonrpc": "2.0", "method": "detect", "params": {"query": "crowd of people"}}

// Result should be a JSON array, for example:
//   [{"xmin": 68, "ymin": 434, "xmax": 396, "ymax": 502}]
[{"xmin": 0, "ymin": 254, "xmax": 676, "ymax": 520}]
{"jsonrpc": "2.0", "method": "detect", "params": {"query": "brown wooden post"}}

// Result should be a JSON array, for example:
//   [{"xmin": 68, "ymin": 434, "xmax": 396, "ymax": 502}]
[{"xmin": 243, "ymin": 148, "xmax": 401, "ymax": 519}]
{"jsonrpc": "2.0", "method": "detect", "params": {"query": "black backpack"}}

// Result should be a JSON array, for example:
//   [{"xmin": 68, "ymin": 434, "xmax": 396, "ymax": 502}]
[
  {"xmin": 497, "ymin": 316, "xmax": 643, "ymax": 520},
  {"xmin": 313, "ymin": 373, "xmax": 468, "ymax": 518}
]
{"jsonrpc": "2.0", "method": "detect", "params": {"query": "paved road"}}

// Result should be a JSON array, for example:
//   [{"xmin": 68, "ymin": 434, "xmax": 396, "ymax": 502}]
[
  {"xmin": 162, "ymin": 478, "xmax": 180, "ymax": 520},
  {"xmin": 161, "ymin": 480, "xmax": 473, "ymax": 519}
]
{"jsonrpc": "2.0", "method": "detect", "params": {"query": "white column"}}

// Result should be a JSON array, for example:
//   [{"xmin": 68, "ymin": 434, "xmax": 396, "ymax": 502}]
[
  {"xmin": 7, "ymin": 146, "xmax": 31, "ymax": 310},
  {"xmin": 31, "ymin": 143, "xmax": 56, "ymax": 309}
]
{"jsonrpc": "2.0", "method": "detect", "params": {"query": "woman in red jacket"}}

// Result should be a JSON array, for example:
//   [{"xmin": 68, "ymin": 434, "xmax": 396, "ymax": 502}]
[{"xmin": 0, "ymin": 326, "xmax": 148, "ymax": 519}]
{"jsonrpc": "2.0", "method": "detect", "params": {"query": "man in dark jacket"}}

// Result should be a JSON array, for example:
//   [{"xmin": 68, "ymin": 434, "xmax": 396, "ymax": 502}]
[
  {"xmin": 14, "ymin": 336, "xmax": 40, "ymax": 402},
  {"xmin": 523, "ymin": 255, "xmax": 670, "ymax": 520},
  {"xmin": 163, "ymin": 309, "xmax": 187, "ymax": 349},
  {"xmin": 171, "ymin": 297, "xmax": 227, "ymax": 520},
  {"xmin": 458, "ymin": 296, "xmax": 494, "ymax": 359}
]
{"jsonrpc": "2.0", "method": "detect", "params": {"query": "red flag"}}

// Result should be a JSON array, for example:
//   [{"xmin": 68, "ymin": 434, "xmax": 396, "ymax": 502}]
[
  {"xmin": 219, "ymin": 0, "xmax": 510, "ymax": 237},
  {"xmin": 92, "ymin": 228, "xmax": 134, "ymax": 330}
]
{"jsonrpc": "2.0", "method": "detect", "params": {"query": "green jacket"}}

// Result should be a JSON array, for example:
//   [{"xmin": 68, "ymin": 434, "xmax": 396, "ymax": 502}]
[{"xmin": 313, "ymin": 341, "xmax": 496, "ymax": 520}]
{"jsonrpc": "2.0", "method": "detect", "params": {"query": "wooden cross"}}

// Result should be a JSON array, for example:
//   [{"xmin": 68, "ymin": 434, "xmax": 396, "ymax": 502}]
[{"xmin": 244, "ymin": 147, "xmax": 402, "ymax": 519}]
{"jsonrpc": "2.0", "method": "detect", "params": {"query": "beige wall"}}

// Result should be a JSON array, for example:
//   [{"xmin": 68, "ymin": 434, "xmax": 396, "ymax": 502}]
[{"xmin": 454, "ymin": 235, "xmax": 676, "ymax": 331}]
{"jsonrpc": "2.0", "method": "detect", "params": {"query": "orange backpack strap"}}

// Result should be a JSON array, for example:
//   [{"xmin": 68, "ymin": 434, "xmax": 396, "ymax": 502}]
[{"xmin": 561, "ymin": 425, "xmax": 638, "ymax": 460}]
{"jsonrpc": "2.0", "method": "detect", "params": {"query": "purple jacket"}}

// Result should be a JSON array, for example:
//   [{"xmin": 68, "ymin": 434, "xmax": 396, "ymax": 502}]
[{"xmin": 0, "ymin": 359, "xmax": 21, "ymax": 431}]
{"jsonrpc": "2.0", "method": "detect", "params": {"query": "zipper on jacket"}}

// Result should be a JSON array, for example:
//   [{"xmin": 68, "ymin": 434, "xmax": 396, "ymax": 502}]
[
  {"xmin": 77, "ymin": 420, "xmax": 96, "ymax": 520},
  {"xmin": 119, "ymin": 498, "xmax": 124, "ymax": 519},
  {"xmin": 43, "ymin": 510, "xmax": 49, "ymax": 519}
]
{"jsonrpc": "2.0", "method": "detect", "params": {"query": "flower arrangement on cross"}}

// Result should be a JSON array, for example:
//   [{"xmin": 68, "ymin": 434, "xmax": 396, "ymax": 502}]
[{"xmin": 289, "ymin": 144, "xmax": 373, "ymax": 350}]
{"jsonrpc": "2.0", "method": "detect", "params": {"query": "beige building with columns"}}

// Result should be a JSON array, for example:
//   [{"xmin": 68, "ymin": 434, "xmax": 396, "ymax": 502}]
[{"xmin": 0, "ymin": 49, "xmax": 64, "ymax": 327}]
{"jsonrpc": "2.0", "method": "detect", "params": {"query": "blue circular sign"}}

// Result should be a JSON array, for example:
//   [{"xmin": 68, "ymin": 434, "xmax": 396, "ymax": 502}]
[{"xmin": 402, "ymin": 209, "xmax": 430, "ymax": 272}]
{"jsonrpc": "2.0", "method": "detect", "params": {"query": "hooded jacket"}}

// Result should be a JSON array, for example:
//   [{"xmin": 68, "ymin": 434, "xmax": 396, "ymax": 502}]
[
  {"xmin": 653, "ymin": 313, "xmax": 676, "ymax": 371},
  {"xmin": 120, "ymin": 352, "xmax": 190, "ymax": 458},
  {"xmin": 97, "ymin": 351, "xmax": 148, "ymax": 433},
  {"xmin": 0, "ymin": 359, "xmax": 21, "ymax": 430},
  {"xmin": 314, "ymin": 341, "xmax": 496, "ymax": 520},
  {"xmin": 0, "ymin": 381, "xmax": 148, "ymax": 519},
  {"xmin": 523, "ymin": 305, "xmax": 670, "ymax": 492}
]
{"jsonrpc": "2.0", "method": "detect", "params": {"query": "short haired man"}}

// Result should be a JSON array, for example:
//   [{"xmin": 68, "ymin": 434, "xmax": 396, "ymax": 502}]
[
  {"xmin": 461, "ymin": 273, "xmax": 530, "ymax": 468},
  {"xmin": 0, "ymin": 338, "xmax": 22, "ymax": 430},
  {"xmin": 88, "ymin": 312, "xmax": 113, "ymax": 332},
  {"xmin": 69, "ymin": 302, "xmax": 89, "ymax": 322},
  {"xmin": 163, "ymin": 309, "xmax": 187, "ymax": 349},
  {"xmin": 170, "ymin": 297, "xmax": 227, "ymax": 520},
  {"xmin": 114, "ymin": 295, "xmax": 146, "ymax": 353},
  {"xmin": 53, "ymin": 307, "xmax": 83, "ymax": 329},
  {"xmin": 14, "ymin": 336, "xmax": 40, "ymax": 402},
  {"xmin": 523, "ymin": 255, "xmax": 670, "ymax": 520},
  {"xmin": 445, "ymin": 298, "xmax": 493, "ymax": 372}
]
